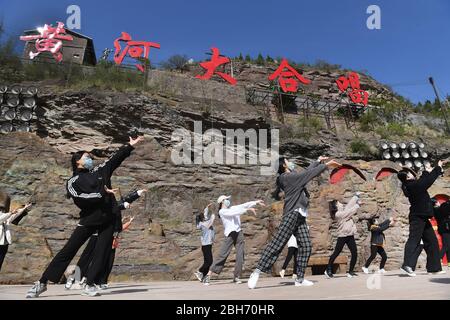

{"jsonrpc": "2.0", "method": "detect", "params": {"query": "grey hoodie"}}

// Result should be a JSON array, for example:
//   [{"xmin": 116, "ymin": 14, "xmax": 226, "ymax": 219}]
[{"xmin": 279, "ymin": 160, "xmax": 327, "ymax": 215}]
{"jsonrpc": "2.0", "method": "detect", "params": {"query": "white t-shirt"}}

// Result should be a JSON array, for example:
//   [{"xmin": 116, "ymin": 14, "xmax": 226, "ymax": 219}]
[
  {"xmin": 295, "ymin": 207, "xmax": 308, "ymax": 217},
  {"xmin": 287, "ymin": 235, "xmax": 298, "ymax": 248},
  {"xmin": 218, "ymin": 201, "xmax": 258, "ymax": 237}
]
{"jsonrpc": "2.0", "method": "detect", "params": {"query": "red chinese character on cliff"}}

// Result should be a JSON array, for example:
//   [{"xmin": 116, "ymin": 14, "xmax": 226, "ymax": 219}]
[
  {"xmin": 336, "ymin": 72, "xmax": 369, "ymax": 106},
  {"xmin": 196, "ymin": 47, "xmax": 236, "ymax": 85},
  {"xmin": 113, "ymin": 32, "xmax": 160, "ymax": 72},
  {"xmin": 268, "ymin": 58, "xmax": 311, "ymax": 93},
  {"xmin": 20, "ymin": 22, "xmax": 73, "ymax": 63}
]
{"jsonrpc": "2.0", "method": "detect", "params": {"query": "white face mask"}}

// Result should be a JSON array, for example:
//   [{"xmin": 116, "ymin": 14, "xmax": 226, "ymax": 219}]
[
  {"xmin": 223, "ymin": 199, "xmax": 231, "ymax": 208},
  {"xmin": 287, "ymin": 161, "xmax": 295, "ymax": 171}
]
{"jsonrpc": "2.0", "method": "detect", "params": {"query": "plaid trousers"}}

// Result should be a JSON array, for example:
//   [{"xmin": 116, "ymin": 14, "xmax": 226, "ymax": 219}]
[{"xmin": 256, "ymin": 210, "xmax": 312, "ymax": 280}]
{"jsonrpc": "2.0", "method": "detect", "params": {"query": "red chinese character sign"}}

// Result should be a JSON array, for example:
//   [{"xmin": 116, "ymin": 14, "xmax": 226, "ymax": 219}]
[
  {"xmin": 268, "ymin": 59, "xmax": 311, "ymax": 93},
  {"xmin": 336, "ymin": 72, "xmax": 369, "ymax": 106},
  {"xmin": 19, "ymin": 22, "xmax": 73, "ymax": 63},
  {"xmin": 196, "ymin": 47, "xmax": 236, "ymax": 85},
  {"xmin": 113, "ymin": 32, "xmax": 160, "ymax": 72}
]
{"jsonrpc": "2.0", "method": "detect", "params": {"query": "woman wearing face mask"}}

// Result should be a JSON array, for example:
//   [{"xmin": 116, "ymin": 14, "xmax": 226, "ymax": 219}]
[
  {"xmin": 65, "ymin": 189, "xmax": 146, "ymax": 290},
  {"xmin": 362, "ymin": 217, "xmax": 394, "ymax": 274},
  {"xmin": 324, "ymin": 192, "xmax": 361, "ymax": 279},
  {"xmin": 26, "ymin": 136, "xmax": 144, "ymax": 298},
  {"xmin": 397, "ymin": 160, "xmax": 447, "ymax": 277},
  {"xmin": 0, "ymin": 191, "xmax": 32, "ymax": 272},
  {"xmin": 248, "ymin": 156, "xmax": 340, "ymax": 289},
  {"xmin": 193, "ymin": 203, "xmax": 215, "ymax": 283},
  {"xmin": 202, "ymin": 196, "xmax": 265, "ymax": 286}
]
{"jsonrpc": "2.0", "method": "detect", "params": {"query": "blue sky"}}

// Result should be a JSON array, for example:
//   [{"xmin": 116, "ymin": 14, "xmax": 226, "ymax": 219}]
[{"xmin": 1, "ymin": 0, "xmax": 449, "ymax": 103}]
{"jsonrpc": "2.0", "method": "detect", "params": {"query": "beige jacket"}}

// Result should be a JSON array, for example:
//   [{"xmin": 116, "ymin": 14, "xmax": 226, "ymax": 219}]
[
  {"xmin": 335, "ymin": 195, "xmax": 360, "ymax": 238},
  {"xmin": 0, "ymin": 209, "xmax": 25, "ymax": 245}
]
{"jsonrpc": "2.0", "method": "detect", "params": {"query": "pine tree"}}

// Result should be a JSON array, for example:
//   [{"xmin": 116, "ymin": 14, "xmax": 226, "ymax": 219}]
[{"xmin": 255, "ymin": 53, "xmax": 265, "ymax": 65}]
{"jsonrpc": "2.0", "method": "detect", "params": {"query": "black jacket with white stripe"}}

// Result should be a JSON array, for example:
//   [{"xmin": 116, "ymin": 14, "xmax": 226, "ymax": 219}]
[
  {"xmin": 403, "ymin": 166, "xmax": 443, "ymax": 217},
  {"xmin": 66, "ymin": 144, "xmax": 134, "ymax": 226}
]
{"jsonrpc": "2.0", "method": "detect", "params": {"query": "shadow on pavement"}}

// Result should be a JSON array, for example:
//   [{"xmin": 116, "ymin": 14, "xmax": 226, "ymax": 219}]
[
  {"xmin": 252, "ymin": 280, "xmax": 319, "ymax": 290},
  {"xmin": 107, "ymin": 284, "xmax": 150, "ymax": 289},
  {"xmin": 104, "ymin": 288, "xmax": 150, "ymax": 295},
  {"xmin": 429, "ymin": 278, "xmax": 450, "ymax": 284}
]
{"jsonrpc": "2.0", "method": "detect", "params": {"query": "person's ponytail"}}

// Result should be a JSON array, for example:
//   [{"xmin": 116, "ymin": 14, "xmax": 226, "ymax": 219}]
[
  {"xmin": 71, "ymin": 151, "xmax": 85, "ymax": 175},
  {"xmin": 272, "ymin": 176, "xmax": 283, "ymax": 200},
  {"xmin": 272, "ymin": 157, "xmax": 287, "ymax": 200},
  {"xmin": 367, "ymin": 218, "xmax": 375, "ymax": 231},
  {"xmin": 328, "ymin": 200, "xmax": 338, "ymax": 219}
]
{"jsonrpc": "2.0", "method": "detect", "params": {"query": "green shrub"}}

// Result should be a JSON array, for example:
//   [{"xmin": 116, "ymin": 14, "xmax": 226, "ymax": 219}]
[
  {"xmin": 359, "ymin": 110, "xmax": 377, "ymax": 132},
  {"xmin": 350, "ymin": 138, "xmax": 372, "ymax": 155},
  {"xmin": 375, "ymin": 122, "xmax": 407, "ymax": 139},
  {"xmin": 160, "ymin": 54, "xmax": 190, "ymax": 72}
]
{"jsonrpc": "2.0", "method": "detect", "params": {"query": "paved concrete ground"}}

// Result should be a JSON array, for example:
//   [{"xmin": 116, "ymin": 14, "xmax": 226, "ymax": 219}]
[{"xmin": 1, "ymin": 269, "xmax": 449, "ymax": 300}]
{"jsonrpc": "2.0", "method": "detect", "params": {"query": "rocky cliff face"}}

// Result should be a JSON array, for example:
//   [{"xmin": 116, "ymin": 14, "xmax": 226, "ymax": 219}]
[{"xmin": 0, "ymin": 71, "xmax": 449, "ymax": 284}]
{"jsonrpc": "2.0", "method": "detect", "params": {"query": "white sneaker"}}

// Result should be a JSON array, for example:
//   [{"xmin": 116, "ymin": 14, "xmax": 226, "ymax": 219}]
[
  {"xmin": 292, "ymin": 274, "xmax": 297, "ymax": 280},
  {"xmin": 194, "ymin": 271, "xmax": 203, "ymax": 282},
  {"xmin": 247, "ymin": 271, "xmax": 260, "ymax": 289},
  {"xmin": 279, "ymin": 270, "xmax": 285, "ymax": 278},
  {"xmin": 202, "ymin": 275, "xmax": 210, "ymax": 286},
  {"xmin": 378, "ymin": 269, "xmax": 387, "ymax": 274},
  {"xmin": 400, "ymin": 266, "xmax": 416, "ymax": 277},
  {"xmin": 65, "ymin": 277, "xmax": 75, "ymax": 290},
  {"xmin": 81, "ymin": 285, "xmax": 100, "ymax": 297},
  {"xmin": 26, "ymin": 281, "xmax": 47, "ymax": 298},
  {"xmin": 295, "ymin": 279, "xmax": 314, "ymax": 287},
  {"xmin": 362, "ymin": 267, "xmax": 369, "ymax": 274},
  {"xmin": 428, "ymin": 270, "xmax": 446, "ymax": 275}
]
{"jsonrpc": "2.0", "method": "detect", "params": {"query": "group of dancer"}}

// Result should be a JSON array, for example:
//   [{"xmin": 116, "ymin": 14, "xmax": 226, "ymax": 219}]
[
  {"xmin": 0, "ymin": 134, "xmax": 448, "ymax": 297},
  {"xmin": 192, "ymin": 156, "xmax": 449, "ymax": 289},
  {"xmin": 24, "ymin": 135, "xmax": 146, "ymax": 297}
]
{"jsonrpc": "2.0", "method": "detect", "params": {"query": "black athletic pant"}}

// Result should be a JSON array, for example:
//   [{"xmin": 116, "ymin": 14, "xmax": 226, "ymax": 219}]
[
  {"xmin": 199, "ymin": 244, "xmax": 213, "ymax": 277},
  {"xmin": 282, "ymin": 247, "xmax": 298, "ymax": 273},
  {"xmin": 98, "ymin": 248, "xmax": 116, "ymax": 285},
  {"xmin": 77, "ymin": 235, "xmax": 98, "ymax": 279},
  {"xmin": 440, "ymin": 232, "xmax": 450, "ymax": 261},
  {"xmin": 327, "ymin": 235, "xmax": 357, "ymax": 273},
  {"xmin": 40, "ymin": 222, "xmax": 114, "ymax": 286},
  {"xmin": 364, "ymin": 245, "xmax": 387, "ymax": 269},
  {"xmin": 411, "ymin": 243, "xmax": 424, "ymax": 271},
  {"xmin": 403, "ymin": 215, "xmax": 441, "ymax": 272},
  {"xmin": 0, "ymin": 245, "xmax": 8, "ymax": 271}
]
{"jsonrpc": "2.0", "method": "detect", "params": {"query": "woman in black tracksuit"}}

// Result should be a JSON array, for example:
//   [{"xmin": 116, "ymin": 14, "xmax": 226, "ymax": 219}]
[
  {"xmin": 397, "ymin": 161, "xmax": 445, "ymax": 276},
  {"xmin": 434, "ymin": 200, "xmax": 450, "ymax": 265},
  {"xmin": 26, "ymin": 136, "xmax": 144, "ymax": 298},
  {"xmin": 363, "ymin": 217, "xmax": 393, "ymax": 273},
  {"xmin": 66, "ymin": 189, "xmax": 144, "ymax": 288}
]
